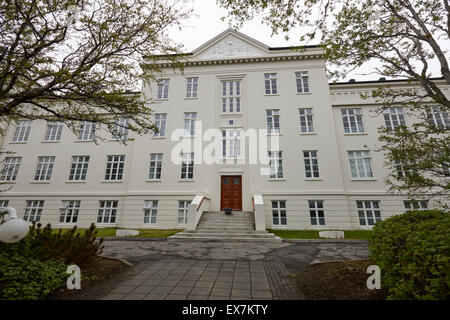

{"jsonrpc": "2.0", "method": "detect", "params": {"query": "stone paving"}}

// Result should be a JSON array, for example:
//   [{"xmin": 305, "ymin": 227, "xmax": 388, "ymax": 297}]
[{"xmin": 96, "ymin": 240, "xmax": 368, "ymax": 300}]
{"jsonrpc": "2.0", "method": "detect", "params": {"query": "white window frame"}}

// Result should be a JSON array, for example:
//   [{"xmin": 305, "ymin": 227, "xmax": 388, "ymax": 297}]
[
  {"xmin": 0, "ymin": 200, "xmax": 8, "ymax": 222},
  {"xmin": 144, "ymin": 200, "xmax": 158, "ymax": 224},
  {"xmin": 184, "ymin": 112, "xmax": 197, "ymax": 136},
  {"xmin": 97, "ymin": 200, "xmax": 118, "ymax": 224},
  {"xmin": 157, "ymin": 79, "xmax": 169, "ymax": 99},
  {"xmin": 111, "ymin": 117, "xmax": 129, "ymax": 140},
  {"xmin": 24, "ymin": 200, "xmax": 44, "ymax": 222},
  {"xmin": 309, "ymin": 200, "xmax": 325, "ymax": 225},
  {"xmin": 59, "ymin": 200, "xmax": 80, "ymax": 223},
  {"xmin": 104, "ymin": 155, "xmax": 125, "ymax": 181},
  {"xmin": 222, "ymin": 129, "xmax": 243, "ymax": 163},
  {"xmin": 303, "ymin": 151, "xmax": 320, "ymax": 178},
  {"xmin": 341, "ymin": 108, "xmax": 365, "ymax": 134},
  {"xmin": 428, "ymin": 106, "xmax": 450, "ymax": 128},
  {"xmin": 264, "ymin": 73, "xmax": 278, "ymax": 95},
  {"xmin": 34, "ymin": 156, "xmax": 55, "ymax": 181},
  {"xmin": 77, "ymin": 121, "xmax": 95, "ymax": 141},
  {"xmin": 44, "ymin": 121, "xmax": 64, "ymax": 142},
  {"xmin": 404, "ymin": 200, "xmax": 428, "ymax": 211},
  {"xmin": 0, "ymin": 157, "xmax": 21, "ymax": 182},
  {"xmin": 295, "ymin": 72, "xmax": 310, "ymax": 93},
  {"xmin": 69, "ymin": 156, "xmax": 89, "ymax": 181},
  {"xmin": 149, "ymin": 153, "xmax": 163, "ymax": 180},
  {"xmin": 180, "ymin": 153, "xmax": 194, "ymax": 180},
  {"xmin": 12, "ymin": 120, "xmax": 32, "ymax": 142},
  {"xmin": 154, "ymin": 113, "xmax": 167, "ymax": 137},
  {"xmin": 348, "ymin": 151, "xmax": 373, "ymax": 178},
  {"xmin": 186, "ymin": 77, "xmax": 198, "ymax": 98},
  {"xmin": 394, "ymin": 160, "xmax": 415, "ymax": 179},
  {"xmin": 178, "ymin": 200, "xmax": 189, "ymax": 224},
  {"xmin": 221, "ymin": 80, "xmax": 241, "ymax": 113},
  {"xmin": 299, "ymin": 108, "xmax": 314, "ymax": 133},
  {"xmin": 271, "ymin": 200, "xmax": 287, "ymax": 226},
  {"xmin": 266, "ymin": 109, "xmax": 280, "ymax": 134},
  {"xmin": 383, "ymin": 107, "xmax": 406, "ymax": 131},
  {"xmin": 269, "ymin": 151, "xmax": 284, "ymax": 179},
  {"xmin": 357, "ymin": 201, "xmax": 382, "ymax": 226}
]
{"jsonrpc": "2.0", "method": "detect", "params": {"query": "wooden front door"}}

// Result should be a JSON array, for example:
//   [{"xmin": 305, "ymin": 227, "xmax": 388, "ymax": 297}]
[{"xmin": 220, "ymin": 175, "xmax": 242, "ymax": 211}]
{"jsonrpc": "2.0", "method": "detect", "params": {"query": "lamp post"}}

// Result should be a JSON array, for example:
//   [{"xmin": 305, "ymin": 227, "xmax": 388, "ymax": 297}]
[{"xmin": 0, "ymin": 207, "xmax": 29, "ymax": 243}]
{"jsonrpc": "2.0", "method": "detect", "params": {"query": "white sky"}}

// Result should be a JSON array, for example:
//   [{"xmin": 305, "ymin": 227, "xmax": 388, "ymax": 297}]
[{"xmin": 168, "ymin": 0, "xmax": 446, "ymax": 82}]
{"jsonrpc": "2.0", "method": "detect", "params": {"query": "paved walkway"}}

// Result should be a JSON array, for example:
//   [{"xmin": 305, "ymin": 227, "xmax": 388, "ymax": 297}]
[{"xmin": 93, "ymin": 240, "xmax": 369, "ymax": 300}]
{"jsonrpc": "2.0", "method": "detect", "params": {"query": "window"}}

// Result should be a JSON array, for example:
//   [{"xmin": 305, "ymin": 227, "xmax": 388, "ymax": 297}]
[
  {"xmin": 77, "ymin": 121, "xmax": 95, "ymax": 141},
  {"xmin": 269, "ymin": 151, "xmax": 283, "ymax": 179},
  {"xmin": 348, "ymin": 151, "xmax": 373, "ymax": 178},
  {"xmin": 24, "ymin": 200, "xmax": 44, "ymax": 222},
  {"xmin": 186, "ymin": 77, "xmax": 198, "ymax": 98},
  {"xmin": 266, "ymin": 110, "xmax": 280, "ymax": 134},
  {"xmin": 299, "ymin": 108, "xmax": 314, "ymax": 133},
  {"xmin": 303, "ymin": 151, "xmax": 320, "ymax": 178},
  {"xmin": 144, "ymin": 200, "xmax": 158, "ymax": 224},
  {"xmin": 341, "ymin": 108, "xmax": 364, "ymax": 133},
  {"xmin": 105, "ymin": 155, "xmax": 125, "ymax": 181},
  {"xmin": 383, "ymin": 107, "xmax": 406, "ymax": 131},
  {"xmin": 59, "ymin": 201, "xmax": 80, "ymax": 223},
  {"xmin": 221, "ymin": 80, "xmax": 241, "ymax": 112},
  {"xmin": 295, "ymin": 72, "xmax": 310, "ymax": 93},
  {"xmin": 0, "ymin": 157, "xmax": 21, "ymax": 182},
  {"xmin": 34, "ymin": 156, "xmax": 55, "ymax": 181},
  {"xmin": 12, "ymin": 120, "xmax": 32, "ymax": 142},
  {"xmin": 394, "ymin": 160, "xmax": 415, "ymax": 179},
  {"xmin": 44, "ymin": 121, "xmax": 63, "ymax": 141},
  {"xmin": 404, "ymin": 200, "xmax": 428, "ymax": 211},
  {"xmin": 184, "ymin": 112, "xmax": 197, "ymax": 136},
  {"xmin": 357, "ymin": 201, "xmax": 382, "ymax": 226},
  {"xmin": 222, "ymin": 130, "xmax": 242, "ymax": 161},
  {"xmin": 0, "ymin": 200, "xmax": 8, "ymax": 222},
  {"xmin": 309, "ymin": 200, "xmax": 325, "ymax": 225},
  {"xmin": 97, "ymin": 201, "xmax": 118, "ymax": 224},
  {"xmin": 111, "ymin": 117, "xmax": 129, "ymax": 140},
  {"xmin": 428, "ymin": 106, "xmax": 450, "ymax": 128},
  {"xmin": 264, "ymin": 73, "xmax": 277, "ymax": 94},
  {"xmin": 157, "ymin": 79, "xmax": 169, "ymax": 99},
  {"xmin": 272, "ymin": 201, "xmax": 287, "ymax": 225},
  {"xmin": 69, "ymin": 156, "xmax": 89, "ymax": 181},
  {"xmin": 154, "ymin": 113, "xmax": 167, "ymax": 137},
  {"xmin": 149, "ymin": 153, "xmax": 162, "ymax": 180},
  {"xmin": 180, "ymin": 153, "xmax": 194, "ymax": 180},
  {"xmin": 178, "ymin": 200, "xmax": 189, "ymax": 224}
]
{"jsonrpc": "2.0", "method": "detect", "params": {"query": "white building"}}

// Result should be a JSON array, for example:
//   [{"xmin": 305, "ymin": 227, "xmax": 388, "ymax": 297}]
[{"xmin": 0, "ymin": 29, "xmax": 448, "ymax": 231}]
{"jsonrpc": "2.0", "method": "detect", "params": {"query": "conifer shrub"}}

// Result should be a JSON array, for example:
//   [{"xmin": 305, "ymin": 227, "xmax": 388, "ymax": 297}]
[{"xmin": 369, "ymin": 210, "xmax": 450, "ymax": 300}]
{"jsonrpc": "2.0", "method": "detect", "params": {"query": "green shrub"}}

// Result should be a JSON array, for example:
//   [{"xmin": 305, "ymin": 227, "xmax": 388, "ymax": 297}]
[
  {"xmin": 29, "ymin": 222, "xmax": 104, "ymax": 268},
  {"xmin": 0, "ymin": 237, "xmax": 67, "ymax": 300},
  {"xmin": 369, "ymin": 209, "xmax": 450, "ymax": 300}
]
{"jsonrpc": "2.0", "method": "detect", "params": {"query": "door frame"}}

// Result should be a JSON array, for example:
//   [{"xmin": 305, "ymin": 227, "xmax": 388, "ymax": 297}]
[{"xmin": 220, "ymin": 175, "xmax": 242, "ymax": 211}]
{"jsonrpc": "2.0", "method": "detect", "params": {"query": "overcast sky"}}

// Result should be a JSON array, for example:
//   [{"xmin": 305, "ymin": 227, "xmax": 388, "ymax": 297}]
[{"xmin": 168, "ymin": 0, "xmax": 446, "ymax": 82}]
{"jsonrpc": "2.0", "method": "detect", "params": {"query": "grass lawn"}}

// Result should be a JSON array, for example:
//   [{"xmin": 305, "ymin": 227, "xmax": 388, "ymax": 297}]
[
  {"xmin": 268, "ymin": 229, "xmax": 372, "ymax": 240},
  {"xmin": 52, "ymin": 228, "xmax": 182, "ymax": 238}
]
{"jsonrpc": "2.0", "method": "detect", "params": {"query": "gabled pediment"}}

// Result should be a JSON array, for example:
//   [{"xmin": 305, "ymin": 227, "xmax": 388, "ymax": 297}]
[{"xmin": 191, "ymin": 29, "xmax": 269, "ymax": 60}]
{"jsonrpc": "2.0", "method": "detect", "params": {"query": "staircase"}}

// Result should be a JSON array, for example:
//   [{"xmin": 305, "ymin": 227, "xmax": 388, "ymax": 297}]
[{"xmin": 168, "ymin": 211, "xmax": 281, "ymax": 241}]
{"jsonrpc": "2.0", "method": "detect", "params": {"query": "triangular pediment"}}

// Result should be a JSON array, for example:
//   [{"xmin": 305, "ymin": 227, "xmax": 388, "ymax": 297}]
[{"xmin": 191, "ymin": 29, "xmax": 269, "ymax": 60}]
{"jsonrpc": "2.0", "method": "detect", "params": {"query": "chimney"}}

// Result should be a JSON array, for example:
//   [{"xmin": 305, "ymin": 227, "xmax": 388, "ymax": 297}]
[
  {"xmin": 378, "ymin": 77, "xmax": 386, "ymax": 81},
  {"xmin": 348, "ymin": 79, "xmax": 356, "ymax": 83}
]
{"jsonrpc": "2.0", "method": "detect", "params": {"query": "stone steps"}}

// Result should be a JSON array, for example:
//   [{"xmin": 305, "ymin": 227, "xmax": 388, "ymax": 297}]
[{"xmin": 168, "ymin": 211, "xmax": 280, "ymax": 242}]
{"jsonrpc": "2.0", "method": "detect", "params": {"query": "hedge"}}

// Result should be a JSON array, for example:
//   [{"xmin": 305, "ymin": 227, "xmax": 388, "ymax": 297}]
[{"xmin": 369, "ymin": 209, "xmax": 450, "ymax": 300}]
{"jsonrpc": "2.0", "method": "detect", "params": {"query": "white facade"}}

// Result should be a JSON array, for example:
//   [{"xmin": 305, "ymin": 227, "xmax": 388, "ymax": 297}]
[{"xmin": 1, "ymin": 29, "xmax": 448, "ymax": 230}]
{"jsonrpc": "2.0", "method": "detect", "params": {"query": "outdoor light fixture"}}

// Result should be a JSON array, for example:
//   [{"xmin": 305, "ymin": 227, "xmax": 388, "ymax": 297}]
[{"xmin": 0, "ymin": 207, "xmax": 29, "ymax": 243}]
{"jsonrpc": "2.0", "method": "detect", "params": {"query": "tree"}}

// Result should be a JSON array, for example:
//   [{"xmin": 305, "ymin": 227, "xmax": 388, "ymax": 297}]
[
  {"xmin": 0, "ymin": 0, "xmax": 190, "ymax": 140},
  {"xmin": 219, "ymin": 0, "xmax": 450, "ymax": 205}
]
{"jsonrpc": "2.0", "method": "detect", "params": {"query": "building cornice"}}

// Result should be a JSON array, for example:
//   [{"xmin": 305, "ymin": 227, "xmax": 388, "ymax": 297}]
[{"xmin": 148, "ymin": 54, "xmax": 324, "ymax": 68}]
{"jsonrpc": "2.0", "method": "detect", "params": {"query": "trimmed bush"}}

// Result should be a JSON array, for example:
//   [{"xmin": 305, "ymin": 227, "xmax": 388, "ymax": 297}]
[
  {"xmin": 369, "ymin": 209, "xmax": 450, "ymax": 300},
  {"xmin": 0, "ymin": 237, "xmax": 67, "ymax": 300}
]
